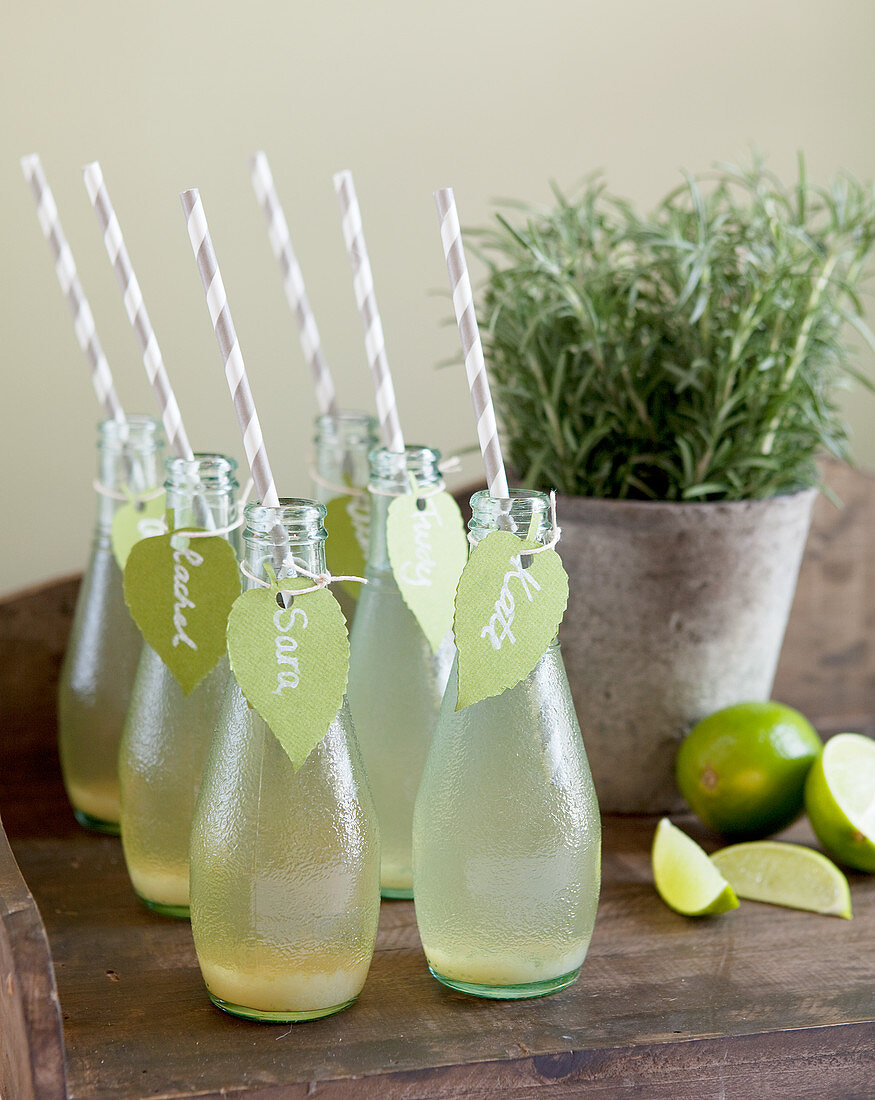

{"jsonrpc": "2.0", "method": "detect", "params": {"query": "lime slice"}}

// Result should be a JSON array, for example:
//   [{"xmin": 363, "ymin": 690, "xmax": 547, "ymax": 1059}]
[
  {"xmin": 804, "ymin": 733, "xmax": 875, "ymax": 873},
  {"xmin": 652, "ymin": 818, "xmax": 739, "ymax": 916},
  {"xmin": 710, "ymin": 841, "xmax": 851, "ymax": 918}
]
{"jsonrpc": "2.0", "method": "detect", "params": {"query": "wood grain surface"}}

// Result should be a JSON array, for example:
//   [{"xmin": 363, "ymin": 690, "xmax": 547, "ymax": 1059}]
[{"xmin": 1, "ymin": 462, "xmax": 874, "ymax": 1098}]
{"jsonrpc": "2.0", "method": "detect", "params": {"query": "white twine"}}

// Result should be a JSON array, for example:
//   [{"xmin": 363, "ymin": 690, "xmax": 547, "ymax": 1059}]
[
  {"xmin": 93, "ymin": 480, "xmax": 164, "ymax": 504},
  {"xmin": 467, "ymin": 490, "xmax": 562, "ymax": 552},
  {"xmin": 239, "ymin": 559, "xmax": 368, "ymax": 596},
  {"xmin": 308, "ymin": 464, "xmax": 368, "ymax": 498},
  {"xmin": 161, "ymin": 477, "xmax": 255, "ymax": 538},
  {"xmin": 369, "ymin": 478, "xmax": 447, "ymax": 499}
]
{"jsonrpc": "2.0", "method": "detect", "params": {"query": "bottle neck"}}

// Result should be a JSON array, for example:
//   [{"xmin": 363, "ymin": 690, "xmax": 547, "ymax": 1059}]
[
  {"xmin": 366, "ymin": 445, "xmax": 443, "ymax": 569},
  {"xmin": 95, "ymin": 415, "xmax": 164, "ymax": 531},
  {"xmin": 165, "ymin": 454, "xmax": 240, "ymax": 555},
  {"xmin": 312, "ymin": 410, "xmax": 378, "ymax": 503},
  {"xmin": 242, "ymin": 499, "xmax": 328, "ymax": 591},
  {"xmin": 468, "ymin": 489, "xmax": 553, "ymax": 547}
]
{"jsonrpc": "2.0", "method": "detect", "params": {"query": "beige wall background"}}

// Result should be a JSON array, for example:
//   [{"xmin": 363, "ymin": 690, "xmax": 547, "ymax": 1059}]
[{"xmin": 2, "ymin": 0, "xmax": 874, "ymax": 595}]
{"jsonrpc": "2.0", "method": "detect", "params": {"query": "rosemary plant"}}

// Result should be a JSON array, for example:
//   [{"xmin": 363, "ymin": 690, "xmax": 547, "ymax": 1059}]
[{"xmin": 476, "ymin": 159, "xmax": 875, "ymax": 500}]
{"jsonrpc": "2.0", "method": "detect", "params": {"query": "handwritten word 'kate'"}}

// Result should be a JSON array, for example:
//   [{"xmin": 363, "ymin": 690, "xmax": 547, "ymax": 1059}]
[
  {"xmin": 273, "ymin": 603, "xmax": 309, "ymax": 694},
  {"xmin": 480, "ymin": 553, "xmax": 541, "ymax": 650},
  {"xmin": 171, "ymin": 546, "xmax": 203, "ymax": 651},
  {"xmin": 398, "ymin": 497, "xmax": 443, "ymax": 588}
]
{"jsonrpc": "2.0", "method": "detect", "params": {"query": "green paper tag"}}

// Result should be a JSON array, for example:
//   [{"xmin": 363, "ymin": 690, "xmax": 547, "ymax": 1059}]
[
  {"xmin": 123, "ymin": 531, "xmax": 241, "ymax": 694},
  {"xmin": 324, "ymin": 493, "xmax": 369, "ymax": 599},
  {"xmin": 453, "ymin": 530, "xmax": 569, "ymax": 710},
  {"xmin": 387, "ymin": 486, "xmax": 468, "ymax": 651},
  {"xmin": 111, "ymin": 491, "xmax": 166, "ymax": 570},
  {"xmin": 226, "ymin": 575, "xmax": 349, "ymax": 770}
]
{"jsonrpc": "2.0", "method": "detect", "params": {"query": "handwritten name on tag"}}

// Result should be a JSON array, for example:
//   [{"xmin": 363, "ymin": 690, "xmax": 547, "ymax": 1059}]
[
  {"xmin": 111, "ymin": 490, "xmax": 166, "ymax": 570},
  {"xmin": 226, "ymin": 576, "xmax": 349, "ymax": 770},
  {"xmin": 453, "ymin": 530, "xmax": 569, "ymax": 710},
  {"xmin": 387, "ymin": 488, "xmax": 467, "ymax": 651},
  {"xmin": 324, "ymin": 493, "xmax": 370, "ymax": 600},
  {"xmin": 123, "ymin": 531, "xmax": 241, "ymax": 694}
]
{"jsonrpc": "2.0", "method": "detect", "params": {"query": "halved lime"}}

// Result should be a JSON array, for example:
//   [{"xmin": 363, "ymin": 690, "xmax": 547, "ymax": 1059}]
[
  {"xmin": 804, "ymin": 733, "xmax": 875, "ymax": 873},
  {"xmin": 652, "ymin": 818, "xmax": 739, "ymax": 916},
  {"xmin": 710, "ymin": 840, "xmax": 851, "ymax": 918}
]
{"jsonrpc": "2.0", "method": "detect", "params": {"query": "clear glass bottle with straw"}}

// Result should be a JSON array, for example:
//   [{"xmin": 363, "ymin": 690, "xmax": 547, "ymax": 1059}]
[
  {"xmin": 310, "ymin": 410, "xmax": 378, "ymax": 625},
  {"xmin": 58, "ymin": 415, "xmax": 164, "ymax": 833},
  {"xmin": 413, "ymin": 489, "xmax": 601, "ymax": 1000},
  {"xmin": 347, "ymin": 446, "xmax": 456, "ymax": 898},
  {"xmin": 119, "ymin": 453, "xmax": 239, "ymax": 917},
  {"xmin": 189, "ymin": 499, "xmax": 380, "ymax": 1023}
]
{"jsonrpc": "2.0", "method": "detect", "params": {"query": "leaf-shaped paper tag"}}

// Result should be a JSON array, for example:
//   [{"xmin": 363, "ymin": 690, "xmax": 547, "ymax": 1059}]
[
  {"xmin": 324, "ymin": 493, "xmax": 370, "ymax": 599},
  {"xmin": 387, "ymin": 488, "xmax": 468, "ymax": 651},
  {"xmin": 111, "ymin": 491, "xmax": 166, "ymax": 570},
  {"xmin": 123, "ymin": 531, "xmax": 241, "ymax": 694},
  {"xmin": 453, "ymin": 531, "xmax": 569, "ymax": 710},
  {"xmin": 226, "ymin": 577, "xmax": 349, "ymax": 770}
]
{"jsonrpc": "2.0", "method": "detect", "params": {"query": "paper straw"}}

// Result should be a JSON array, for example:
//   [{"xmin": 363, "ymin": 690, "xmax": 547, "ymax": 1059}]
[
  {"xmin": 434, "ymin": 188, "xmax": 509, "ymax": 499},
  {"xmin": 20, "ymin": 154, "xmax": 125, "ymax": 424},
  {"xmin": 83, "ymin": 162, "xmax": 193, "ymax": 461},
  {"xmin": 333, "ymin": 170, "xmax": 404, "ymax": 453},
  {"xmin": 180, "ymin": 188, "xmax": 279, "ymax": 510},
  {"xmin": 249, "ymin": 152, "xmax": 339, "ymax": 417}
]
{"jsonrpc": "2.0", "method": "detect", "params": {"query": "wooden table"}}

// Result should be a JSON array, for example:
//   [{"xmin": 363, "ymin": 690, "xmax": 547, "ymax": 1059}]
[{"xmin": 2, "ymin": 461, "xmax": 874, "ymax": 1098}]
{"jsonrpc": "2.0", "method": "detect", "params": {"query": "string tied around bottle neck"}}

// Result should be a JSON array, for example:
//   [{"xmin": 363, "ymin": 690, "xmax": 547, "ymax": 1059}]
[
  {"xmin": 468, "ymin": 489, "xmax": 562, "ymax": 553},
  {"xmin": 164, "ymin": 478, "xmax": 254, "ymax": 540},
  {"xmin": 92, "ymin": 480, "xmax": 165, "ymax": 506},
  {"xmin": 239, "ymin": 557, "xmax": 368, "ymax": 597}
]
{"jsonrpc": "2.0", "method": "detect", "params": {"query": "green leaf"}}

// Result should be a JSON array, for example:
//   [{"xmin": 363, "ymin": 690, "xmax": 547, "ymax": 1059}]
[
  {"xmin": 387, "ymin": 488, "xmax": 469, "ymax": 651},
  {"xmin": 324, "ymin": 494, "xmax": 369, "ymax": 599},
  {"xmin": 123, "ymin": 531, "xmax": 241, "ymax": 694},
  {"xmin": 226, "ymin": 578, "xmax": 349, "ymax": 770},
  {"xmin": 111, "ymin": 492, "xmax": 166, "ymax": 569},
  {"xmin": 453, "ymin": 531, "xmax": 569, "ymax": 710}
]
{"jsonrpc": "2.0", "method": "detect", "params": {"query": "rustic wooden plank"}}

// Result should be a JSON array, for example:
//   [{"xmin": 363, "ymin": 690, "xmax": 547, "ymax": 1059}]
[
  {"xmin": 0, "ymin": 819, "xmax": 66, "ymax": 1100},
  {"xmin": 774, "ymin": 458, "xmax": 875, "ymax": 734},
  {"xmin": 8, "ymin": 814, "xmax": 874, "ymax": 1100}
]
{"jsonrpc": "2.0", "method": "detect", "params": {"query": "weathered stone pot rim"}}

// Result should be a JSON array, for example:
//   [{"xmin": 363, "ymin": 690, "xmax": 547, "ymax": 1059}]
[{"xmin": 555, "ymin": 485, "xmax": 818, "ymax": 518}]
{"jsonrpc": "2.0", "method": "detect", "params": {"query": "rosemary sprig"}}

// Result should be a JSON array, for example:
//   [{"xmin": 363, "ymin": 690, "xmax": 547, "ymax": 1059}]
[{"xmin": 475, "ymin": 157, "xmax": 875, "ymax": 501}]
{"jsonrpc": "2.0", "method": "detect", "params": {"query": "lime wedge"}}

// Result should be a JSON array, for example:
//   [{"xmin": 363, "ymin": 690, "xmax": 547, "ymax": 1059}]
[
  {"xmin": 804, "ymin": 733, "xmax": 875, "ymax": 873},
  {"xmin": 652, "ymin": 818, "xmax": 739, "ymax": 916},
  {"xmin": 710, "ymin": 841, "xmax": 852, "ymax": 918}
]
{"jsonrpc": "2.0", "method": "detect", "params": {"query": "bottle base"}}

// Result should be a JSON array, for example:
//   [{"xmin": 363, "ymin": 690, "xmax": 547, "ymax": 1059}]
[
  {"xmin": 138, "ymin": 895, "xmax": 190, "ymax": 920},
  {"xmin": 73, "ymin": 809, "xmax": 120, "ymax": 836},
  {"xmin": 208, "ymin": 992, "xmax": 357, "ymax": 1023},
  {"xmin": 381, "ymin": 886, "xmax": 413, "ymax": 900},
  {"xmin": 428, "ymin": 965, "xmax": 581, "ymax": 1000}
]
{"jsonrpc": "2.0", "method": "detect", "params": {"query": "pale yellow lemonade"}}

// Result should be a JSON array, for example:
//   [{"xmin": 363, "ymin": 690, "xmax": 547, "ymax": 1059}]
[
  {"xmin": 58, "ymin": 416, "xmax": 163, "ymax": 832},
  {"xmin": 119, "ymin": 652, "xmax": 230, "ymax": 912},
  {"xmin": 412, "ymin": 491, "xmax": 601, "ymax": 998},
  {"xmin": 118, "ymin": 454, "xmax": 239, "ymax": 917},
  {"xmin": 188, "ymin": 500, "xmax": 380, "ymax": 1022},
  {"xmin": 347, "ymin": 446, "xmax": 454, "ymax": 897}
]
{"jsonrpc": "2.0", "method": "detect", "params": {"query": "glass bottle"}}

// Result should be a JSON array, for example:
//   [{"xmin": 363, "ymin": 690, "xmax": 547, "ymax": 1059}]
[
  {"xmin": 189, "ymin": 499, "xmax": 381, "ymax": 1022},
  {"xmin": 310, "ymin": 410, "xmax": 378, "ymax": 625},
  {"xmin": 119, "ymin": 453, "xmax": 240, "ymax": 917},
  {"xmin": 58, "ymin": 415, "xmax": 164, "ymax": 833},
  {"xmin": 413, "ymin": 489, "xmax": 601, "ymax": 1000},
  {"xmin": 347, "ymin": 446, "xmax": 456, "ymax": 898}
]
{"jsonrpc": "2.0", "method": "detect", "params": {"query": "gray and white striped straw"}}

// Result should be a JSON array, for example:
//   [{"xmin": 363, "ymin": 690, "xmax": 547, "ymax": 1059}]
[
  {"xmin": 333, "ymin": 170, "xmax": 405, "ymax": 453},
  {"xmin": 434, "ymin": 188, "xmax": 509, "ymax": 499},
  {"xmin": 180, "ymin": 188, "xmax": 279, "ymax": 509},
  {"xmin": 250, "ymin": 152, "xmax": 338, "ymax": 417},
  {"xmin": 83, "ymin": 162, "xmax": 193, "ymax": 461},
  {"xmin": 20, "ymin": 154, "xmax": 125, "ymax": 424}
]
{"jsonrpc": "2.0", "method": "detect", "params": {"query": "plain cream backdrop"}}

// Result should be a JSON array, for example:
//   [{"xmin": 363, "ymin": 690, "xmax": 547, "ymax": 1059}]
[{"xmin": 2, "ymin": 0, "xmax": 874, "ymax": 594}]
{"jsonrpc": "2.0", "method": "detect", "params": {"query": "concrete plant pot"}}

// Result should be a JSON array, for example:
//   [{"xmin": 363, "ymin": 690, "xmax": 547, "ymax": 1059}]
[{"xmin": 557, "ymin": 489, "xmax": 818, "ymax": 813}]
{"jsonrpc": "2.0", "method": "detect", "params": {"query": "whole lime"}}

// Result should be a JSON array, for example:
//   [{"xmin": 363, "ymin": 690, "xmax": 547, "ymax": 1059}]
[{"xmin": 676, "ymin": 701, "xmax": 822, "ymax": 838}]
